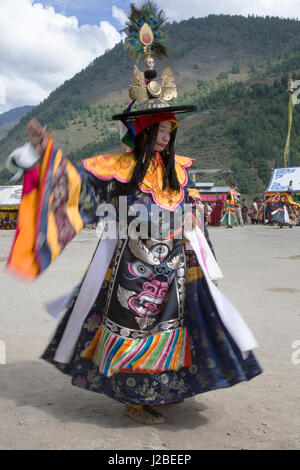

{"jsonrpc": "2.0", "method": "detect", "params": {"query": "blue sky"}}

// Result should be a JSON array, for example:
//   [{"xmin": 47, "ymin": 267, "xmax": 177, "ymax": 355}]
[
  {"xmin": 33, "ymin": 0, "xmax": 132, "ymax": 28},
  {"xmin": 33, "ymin": 0, "xmax": 300, "ymax": 26},
  {"xmin": 1, "ymin": 0, "xmax": 300, "ymax": 113}
]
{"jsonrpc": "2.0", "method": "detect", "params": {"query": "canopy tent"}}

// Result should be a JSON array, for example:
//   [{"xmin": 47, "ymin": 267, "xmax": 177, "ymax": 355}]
[
  {"xmin": 264, "ymin": 168, "xmax": 300, "ymax": 225},
  {"xmin": 265, "ymin": 167, "xmax": 300, "ymax": 196},
  {"xmin": 0, "ymin": 185, "xmax": 22, "ymax": 229},
  {"xmin": 194, "ymin": 183, "xmax": 230, "ymax": 202}
]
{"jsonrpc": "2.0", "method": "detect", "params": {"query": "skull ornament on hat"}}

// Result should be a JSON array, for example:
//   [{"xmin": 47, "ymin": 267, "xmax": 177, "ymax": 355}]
[{"xmin": 144, "ymin": 57, "xmax": 154, "ymax": 71}]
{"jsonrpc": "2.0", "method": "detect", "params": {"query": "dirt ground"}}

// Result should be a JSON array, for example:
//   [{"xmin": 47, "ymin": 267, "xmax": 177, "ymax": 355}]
[{"xmin": 0, "ymin": 224, "xmax": 299, "ymax": 450}]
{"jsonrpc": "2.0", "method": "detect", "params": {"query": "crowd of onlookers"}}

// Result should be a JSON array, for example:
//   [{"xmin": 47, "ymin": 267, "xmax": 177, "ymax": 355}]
[
  {"xmin": 242, "ymin": 198, "xmax": 265, "ymax": 225},
  {"xmin": 0, "ymin": 214, "xmax": 17, "ymax": 230},
  {"xmin": 202, "ymin": 179, "xmax": 300, "ymax": 228},
  {"xmin": 204, "ymin": 194, "xmax": 300, "ymax": 227},
  {"xmin": 204, "ymin": 196, "xmax": 265, "ymax": 226}
]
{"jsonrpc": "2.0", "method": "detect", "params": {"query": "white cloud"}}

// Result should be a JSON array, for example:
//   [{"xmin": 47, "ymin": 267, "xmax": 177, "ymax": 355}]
[
  {"xmin": 1, "ymin": 0, "xmax": 299, "ymax": 115},
  {"xmin": 0, "ymin": 0, "xmax": 122, "ymax": 113},
  {"xmin": 159, "ymin": 0, "xmax": 300, "ymax": 21},
  {"xmin": 112, "ymin": 5, "xmax": 127, "ymax": 27},
  {"xmin": 0, "ymin": 82, "xmax": 5, "ymax": 106}
]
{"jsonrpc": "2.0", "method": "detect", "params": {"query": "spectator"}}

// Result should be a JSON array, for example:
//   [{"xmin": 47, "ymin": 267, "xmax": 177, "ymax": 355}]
[
  {"xmin": 235, "ymin": 193, "xmax": 243, "ymax": 227},
  {"xmin": 241, "ymin": 199, "xmax": 248, "ymax": 224},
  {"xmin": 250, "ymin": 199, "xmax": 258, "ymax": 225},
  {"xmin": 210, "ymin": 195, "xmax": 224, "ymax": 226},
  {"xmin": 257, "ymin": 200, "xmax": 264, "ymax": 224},
  {"xmin": 204, "ymin": 202, "xmax": 212, "ymax": 225}
]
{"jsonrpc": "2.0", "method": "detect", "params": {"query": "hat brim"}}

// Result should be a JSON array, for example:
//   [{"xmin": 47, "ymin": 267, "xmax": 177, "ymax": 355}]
[{"xmin": 112, "ymin": 105, "xmax": 197, "ymax": 121}]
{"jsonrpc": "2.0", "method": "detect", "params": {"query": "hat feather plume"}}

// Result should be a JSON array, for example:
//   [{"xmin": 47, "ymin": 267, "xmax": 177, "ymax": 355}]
[{"xmin": 122, "ymin": 1, "xmax": 169, "ymax": 62}]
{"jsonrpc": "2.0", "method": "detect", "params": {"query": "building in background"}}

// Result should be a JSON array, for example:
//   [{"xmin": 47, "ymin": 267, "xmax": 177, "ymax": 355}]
[
  {"xmin": 264, "ymin": 167, "xmax": 300, "ymax": 225},
  {"xmin": 194, "ymin": 182, "xmax": 230, "ymax": 202},
  {"xmin": 0, "ymin": 186, "xmax": 22, "ymax": 229}
]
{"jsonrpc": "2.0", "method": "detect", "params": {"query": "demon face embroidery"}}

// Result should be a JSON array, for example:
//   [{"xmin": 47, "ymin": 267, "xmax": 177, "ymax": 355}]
[
  {"xmin": 119, "ymin": 280, "xmax": 169, "ymax": 317},
  {"xmin": 117, "ymin": 238, "xmax": 181, "ymax": 319},
  {"xmin": 105, "ymin": 236, "xmax": 185, "ymax": 336}
]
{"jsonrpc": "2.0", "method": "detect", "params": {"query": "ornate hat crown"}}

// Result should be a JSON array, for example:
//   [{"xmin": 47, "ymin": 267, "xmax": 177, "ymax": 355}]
[{"xmin": 112, "ymin": 1, "xmax": 196, "ymax": 122}]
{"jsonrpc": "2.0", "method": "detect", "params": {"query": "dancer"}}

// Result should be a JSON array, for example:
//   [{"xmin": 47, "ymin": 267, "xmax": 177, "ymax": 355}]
[
  {"xmin": 6, "ymin": 2, "xmax": 261, "ymax": 425},
  {"xmin": 221, "ymin": 184, "xmax": 239, "ymax": 227},
  {"xmin": 268, "ymin": 193, "xmax": 300, "ymax": 228}
]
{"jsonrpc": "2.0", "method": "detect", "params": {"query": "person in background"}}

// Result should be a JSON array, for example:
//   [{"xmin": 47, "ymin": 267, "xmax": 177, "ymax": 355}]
[
  {"xmin": 250, "ymin": 198, "xmax": 258, "ymax": 225},
  {"xmin": 4, "ymin": 214, "xmax": 11, "ymax": 230},
  {"xmin": 241, "ymin": 199, "xmax": 248, "ymax": 225},
  {"xmin": 257, "ymin": 200, "xmax": 264, "ymax": 224},
  {"xmin": 270, "ymin": 194, "xmax": 289, "ymax": 228},
  {"xmin": 207, "ymin": 202, "xmax": 213, "ymax": 225},
  {"xmin": 235, "ymin": 193, "xmax": 243, "ymax": 227},
  {"xmin": 204, "ymin": 202, "xmax": 212, "ymax": 225},
  {"xmin": 210, "ymin": 195, "xmax": 224, "ymax": 226},
  {"xmin": 221, "ymin": 186, "xmax": 239, "ymax": 227}
]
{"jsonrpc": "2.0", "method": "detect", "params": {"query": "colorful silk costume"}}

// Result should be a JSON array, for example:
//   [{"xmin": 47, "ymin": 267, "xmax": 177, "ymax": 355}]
[
  {"xmin": 6, "ymin": 1, "xmax": 262, "ymax": 408},
  {"xmin": 266, "ymin": 192, "xmax": 300, "ymax": 226},
  {"xmin": 7, "ymin": 141, "xmax": 262, "ymax": 405},
  {"xmin": 220, "ymin": 189, "xmax": 239, "ymax": 227}
]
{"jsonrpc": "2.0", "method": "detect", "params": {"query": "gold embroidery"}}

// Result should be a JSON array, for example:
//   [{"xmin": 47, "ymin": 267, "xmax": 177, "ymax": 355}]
[
  {"xmin": 105, "ymin": 268, "xmax": 112, "ymax": 281},
  {"xmin": 186, "ymin": 266, "xmax": 204, "ymax": 283},
  {"xmin": 188, "ymin": 188, "xmax": 202, "ymax": 200},
  {"xmin": 83, "ymin": 153, "xmax": 193, "ymax": 210}
]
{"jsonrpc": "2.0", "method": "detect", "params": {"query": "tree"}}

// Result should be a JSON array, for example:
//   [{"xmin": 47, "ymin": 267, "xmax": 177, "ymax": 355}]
[{"xmin": 231, "ymin": 64, "xmax": 240, "ymax": 74}]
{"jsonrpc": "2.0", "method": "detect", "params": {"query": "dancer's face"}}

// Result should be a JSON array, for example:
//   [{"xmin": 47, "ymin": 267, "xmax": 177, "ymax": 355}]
[{"xmin": 154, "ymin": 121, "xmax": 172, "ymax": 152}]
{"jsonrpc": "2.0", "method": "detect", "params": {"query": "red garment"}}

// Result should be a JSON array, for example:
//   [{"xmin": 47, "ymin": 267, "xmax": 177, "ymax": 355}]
[{"xmin": 211, "ymin": 200, "xmax": 224, "ymax": 226}]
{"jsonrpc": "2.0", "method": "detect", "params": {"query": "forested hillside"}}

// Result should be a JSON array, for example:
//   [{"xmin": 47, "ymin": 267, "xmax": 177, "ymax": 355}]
[
  {"xmin": 0, "ymin": 106, "xmax": 35, "ymax": 130},
  {"xmin": 1, "ymin": 14, "xmax": 300, "ymax": 193}
]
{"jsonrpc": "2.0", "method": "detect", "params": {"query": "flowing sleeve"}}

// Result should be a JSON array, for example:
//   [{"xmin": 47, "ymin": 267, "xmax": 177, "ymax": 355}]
[{"xmin": 6, "ymin": 139, "xmax": 113, "ymax": 279}]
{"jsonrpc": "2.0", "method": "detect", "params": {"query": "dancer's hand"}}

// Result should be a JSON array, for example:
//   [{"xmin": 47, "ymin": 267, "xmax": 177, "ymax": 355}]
[{"xmin": 27, "ymin": 118, "xmax": 49, "ymax": 157}]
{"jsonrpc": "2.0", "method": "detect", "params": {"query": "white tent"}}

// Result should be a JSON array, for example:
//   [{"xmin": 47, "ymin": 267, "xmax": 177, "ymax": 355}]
[
  {"xmin": 0, "ymin": 186, "xmax": 22, "ymax": 206},
  {"xmin": 0, "ymin": 185, "xmax": 22, "ymax": 229},
  {"xmin": 264, "ymin": 168, "xmax": 300, "ymax": 225},
  {"xmin": 265, "ymin": 167, "xmax": 300, "ymax": 194}
]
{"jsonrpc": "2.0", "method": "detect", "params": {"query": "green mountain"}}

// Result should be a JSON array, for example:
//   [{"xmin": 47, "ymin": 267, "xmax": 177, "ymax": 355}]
[
  {"xmin": 1, "ymin": 14, "xmax": 300, "ymax": 194},
  {"xmin": 0, "ymin": 106, "xmax": 35, "ymax": 131},
  {"xmin": 0, "ymin": 106, "xmax": 35, "ymax": 150}
]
